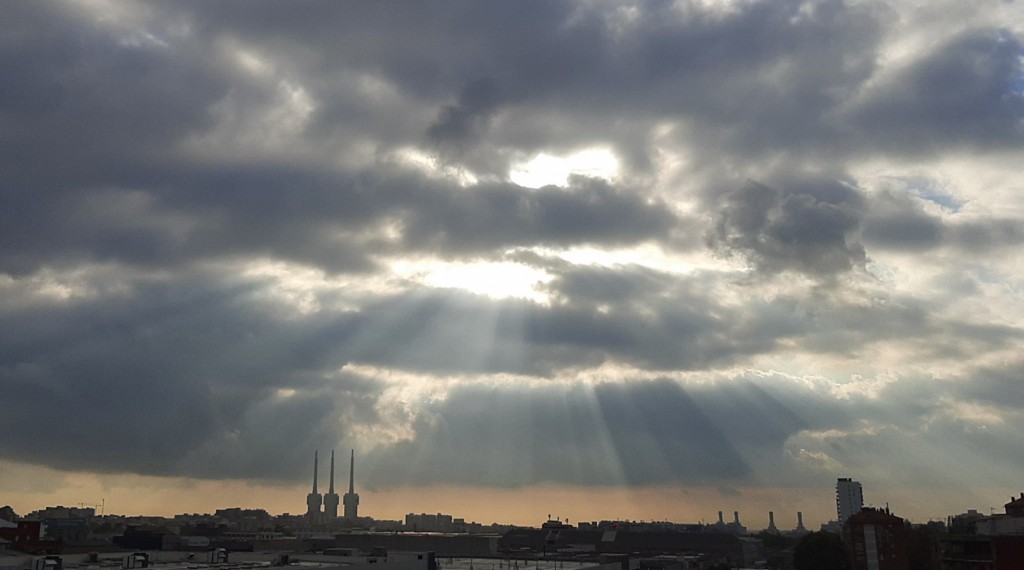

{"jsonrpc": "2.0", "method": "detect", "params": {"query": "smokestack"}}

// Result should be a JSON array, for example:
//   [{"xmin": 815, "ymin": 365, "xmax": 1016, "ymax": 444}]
[
  {"xmin": 769, "ymin": 512, "xmax": 775, "ymax": 525},
  {"xmin": 718, "ymin": 511, "xmax": 724, "ymax": 524},
  {"xmin": 329, "ymin": 450, "xmax": 336, "ymax": 494},
  {"xmin": 798, "ymin": 512, "xmax": 804, "ymax": 527},
  {"xmin": 348, "ymin": 449, "xmax": 355, "ymax": 494},
  {"xmin": 312, "ymin": 450, "xmax": 319, "ymax": 494},
  {"xmin": 733, "ymin": 511, "xmax": 740, "ymax": 525}
]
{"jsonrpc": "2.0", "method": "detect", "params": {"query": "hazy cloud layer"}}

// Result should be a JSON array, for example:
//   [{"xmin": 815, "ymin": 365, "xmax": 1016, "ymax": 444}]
[{"xmin": 3, "ymin": 0, "xmax": 1024, "ymax": 517}]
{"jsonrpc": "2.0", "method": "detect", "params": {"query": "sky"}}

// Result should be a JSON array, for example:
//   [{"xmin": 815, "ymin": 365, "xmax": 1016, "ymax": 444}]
[{"xmin": 2, "ymin": 0, "xmax": 1024, "ymax": 530}]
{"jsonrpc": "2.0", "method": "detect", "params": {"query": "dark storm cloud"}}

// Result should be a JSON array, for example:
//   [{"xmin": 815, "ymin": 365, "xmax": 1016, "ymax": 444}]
[
  {"xmin": 1, "ymin": 160, "xmax": 678, "ymax": 275},
  {"xmin": 957, "ymin": 365, "xmax": 1024, "ymax": 410},
  {"xmin": 361, "ymin": 371, "xmax": 995, "ymax": 490},
  {"xmin": 0, "ymin": 3, "xmax": 225, "ymax": 186},
  {"xmin": 3, "ymin": 0, "xmax": 1024, "ymax": 496},
  {"xmin": 845, "ymin": 29, "xmax": 1024, "ymax": 152},
  {"xmin": 364, "ymin": 379, "xmax": 757, "ymax": 488},
  {"xmin": 173, "ymin": 0, "xmax": 884, "ymax": 170},
  {"xmin": 787, "ymin": 370, "xmax": 1024, "ymax": 490},
  {"xmin": 708, "ymin": 178, "xmax": 867, "ymax": 277},
  {"xmin": 863, "ymin": 189, "xmax": 1024, "ymax": 253},
  {"xmin": 1, "ymin": 261, "xmax": 1020, "ymax": 482},
  {"xmin": 0, "ymin": 0, "xmax": 680, "ymax": 275},
  {"xmin": 4, "ymin": 0, "xmax": 1019, "ymax": 277},
  {"xmin": 710, "ymin": 175, "xmax": 1024, "ymax": 277},
  {"xmin": 399, "ymin": 177, "xmax": 681, "ymax": 254},
  {"xmin": 335, "ymin": 262, "xmax": 1019, "ymax": 375},
  {"xmin": 0, "ymin": 274, "xmax": 383, "ymax": 480},
  {"xmin": 426, "ymin": 78, "xmax": 505, "ymax": 158}
]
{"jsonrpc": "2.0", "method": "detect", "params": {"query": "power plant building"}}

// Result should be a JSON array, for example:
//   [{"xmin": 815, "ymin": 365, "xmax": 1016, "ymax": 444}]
[
  {"xmin": 343, "ymin": 449, "xmax": 360, "ymax": 521},
  {"xmin": 306, "ymin": 450, "xmax": 323, "ymax": 520},
  {"xmin": 305, "ymin": 449, "xmax": 358, "ymax": 523},
  {"xmin": 324, "ymin": 450, "xmax": 340, "ymax": 519}
]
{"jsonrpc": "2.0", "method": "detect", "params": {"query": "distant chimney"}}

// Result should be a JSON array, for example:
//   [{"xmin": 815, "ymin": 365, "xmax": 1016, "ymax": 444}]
[
  {"xmin": 718, "ymin": 511, "xmax": 724, "ymax": 524},
  {"xmin": 798, "ymin": 512, "xmax": 804, "ymax": 527},
  {"xmin": 733, "ymin": 511, "xmax": 740, "ymax": 525}
]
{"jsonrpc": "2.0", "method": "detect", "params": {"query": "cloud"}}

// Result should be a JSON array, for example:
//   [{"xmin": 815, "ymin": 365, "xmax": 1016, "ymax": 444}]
[
  {"xmin": 2, "ymin": 0, "xmax": 1024, "ymax": 519},
  {"xmin": 427, "ymin": 78, "xmax": 505, "ymax": 160},
  {"xmin": 708, "ymin": 178, "xmax": 868, "ymax": 278},
  {"xmin": 364, "ymin": 379, "xmax": 756, "ymax": 488},
  {"xmin": 843, "ymin": 29, "xmax": 1024, "ymax": 153}
]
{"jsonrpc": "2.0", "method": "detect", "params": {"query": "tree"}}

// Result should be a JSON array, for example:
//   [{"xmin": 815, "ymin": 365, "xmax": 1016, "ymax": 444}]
[{"xmin": 793, "ymin": 531, "xmax": 849, "ymax": 570}]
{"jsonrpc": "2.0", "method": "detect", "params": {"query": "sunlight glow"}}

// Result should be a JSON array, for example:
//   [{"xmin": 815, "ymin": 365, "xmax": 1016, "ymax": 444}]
[
  {"xmin": 392, "ymin": 260, "xmax": 553, "ymax": 302},
  {"xmin": 510, "ymin": 147, "xmax": 620, "ymax": 188},
  {"xmin": 393, "ymin": 147, "xmax": 479, "ymax": 186},
  {"xmin": 239, "ymin": 259, "xmax": 405, "ymax": 314}
]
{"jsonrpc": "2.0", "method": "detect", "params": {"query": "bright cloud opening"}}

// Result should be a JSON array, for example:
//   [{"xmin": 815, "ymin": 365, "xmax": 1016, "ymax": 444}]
[
  {"xmin": 510, "ymin": 147, "xmax": 620, "ymax": 188},
  {"xmin": 392, "ymin": 260, "xmax": 552, "ymax": 302}
]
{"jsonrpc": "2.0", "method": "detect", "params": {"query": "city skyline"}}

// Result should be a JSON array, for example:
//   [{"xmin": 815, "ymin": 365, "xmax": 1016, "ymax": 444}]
[
  {"xmin": 3, "ymin": 471, "xmax": 1011, "ymax": 531},
  {"xmin": 3, "ymin": 0, "xmax": 1024, "ymax": 531}
]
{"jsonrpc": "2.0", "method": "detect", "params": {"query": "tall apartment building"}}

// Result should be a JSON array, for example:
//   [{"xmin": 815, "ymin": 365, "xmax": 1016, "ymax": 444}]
[{"xmin": 837, "ymin": 477, "xmax": 864, "ymax": 525}]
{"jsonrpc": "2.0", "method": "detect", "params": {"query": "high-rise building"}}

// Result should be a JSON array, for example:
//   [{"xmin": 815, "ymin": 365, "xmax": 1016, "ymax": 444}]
[
  {"xmin": 323, "ymin": 450, "xmax": 340, "ymax": 519},
  {"xmin": 343, "ymin": 449, "xmax": 359, "ymax": 521},
  {"xmin": 837, "ymin": 477, "xmax": 864, "ymax": 525},
  {"xmin": 306, "ymin": 450, "xmax": 323, "ymax": 520}
]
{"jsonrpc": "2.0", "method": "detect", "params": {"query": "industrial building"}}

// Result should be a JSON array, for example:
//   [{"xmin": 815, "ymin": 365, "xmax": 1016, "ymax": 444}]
[{"xmin": 305, "ymin": 450, "xmax": 359, "ymax": 525}]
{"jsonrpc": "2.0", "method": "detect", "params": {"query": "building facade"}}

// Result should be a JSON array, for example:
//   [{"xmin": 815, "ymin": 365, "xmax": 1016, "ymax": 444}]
[{"xmin": 843, "ymin": 507, "xmax": 909, "ymax": 570}]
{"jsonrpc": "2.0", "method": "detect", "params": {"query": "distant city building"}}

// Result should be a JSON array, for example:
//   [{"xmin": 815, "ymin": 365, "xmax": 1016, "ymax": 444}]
[
  {"xmin": 942, "ymin": 492, "xmax": 1024, "ymax": 569},
  {"xmin": 405, "ymin": 513, "xmax": 454, "ymax": 533},
  {"xmin": 25, "ymin": 506, "xmax": 95, "ymax": 521},
  {"xmin": 324, "ymin": 450, "xmax": 340, "ymax": 520},
  {"xmin": 540, "ymin": 517, "xmax": 573, "ymax": 529},
  {"xmin": 843, "ymin": 507, "xmax": 909, "ymax": 570},
  {"xmin": 306, "ymin": 450, "xmax": 323, "ymax": 520},
  {"xmin": 837, "ymin": 478, "xmax": 864, "ymax": 526},
  {"xmin": 343, "ymin": 449, "xmax": 360, "ymax": 521},
  {"xmin": 820, "ymin": 520, "xmax": 843, "ymax": 533},
  {"xmin": 214, "ymin": 507, "xmax": 270, "ymax": 520},
  {"xmin": 948, "ymin": 509, "xmax": 986, "ymax": 534},
  {"xmin": 976, "ymin": 492, "xmax": 1024, "ymax": 537}
]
